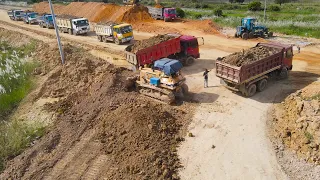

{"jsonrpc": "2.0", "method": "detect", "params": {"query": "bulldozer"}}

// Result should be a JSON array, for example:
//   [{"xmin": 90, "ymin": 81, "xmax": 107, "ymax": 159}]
[
  {"xmin": 127, "ymin": 58, "xmax": 188, "ymax": 104},
  {"xmin": 123, "ymin": 0, "xmax": 139, "ymax": 5}
]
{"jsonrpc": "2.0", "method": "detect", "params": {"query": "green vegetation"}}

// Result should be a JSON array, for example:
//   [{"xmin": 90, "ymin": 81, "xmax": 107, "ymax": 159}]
[
  {"xmin": 213, "ymin": 8, "xmax": 223, "ymax": 17},
  {"xmin": 0, "ymin": 41, "xmax": 37, "ymax": 118},
  {"xmin": 248, "ymin": 1, "xmax": 262, "ymax": 11},
  {"xmin": 304, "ymin": 131, "xmax": 314, "ymax": 141},
  {"xmin": 0, "ymin": 119, "xmax": 45, "ymax": 172},
  {"xmin": 176, "ymin": 8, "xmax": 186, "ymax": 18}
]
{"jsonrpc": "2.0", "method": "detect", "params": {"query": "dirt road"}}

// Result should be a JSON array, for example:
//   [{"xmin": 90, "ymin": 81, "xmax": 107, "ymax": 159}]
[{"xmin": 1, "ymin": 6, "xmax": 320, "ymax": 180}]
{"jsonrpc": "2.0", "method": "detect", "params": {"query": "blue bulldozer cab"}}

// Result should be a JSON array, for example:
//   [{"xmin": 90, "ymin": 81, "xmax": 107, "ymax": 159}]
[
  {"xmin": 235, "ymin": 18, "xmax": 273, "ymax": 40},
  {"xmin": 153, "ymin": 58, "xmax": 183, "ymax": 76}
]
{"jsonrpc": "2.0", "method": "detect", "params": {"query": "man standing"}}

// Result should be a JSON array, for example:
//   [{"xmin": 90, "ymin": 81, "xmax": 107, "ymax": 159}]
[{"xmin": 203, "ymin": 69, "xmax": 211, "ymax": 88}]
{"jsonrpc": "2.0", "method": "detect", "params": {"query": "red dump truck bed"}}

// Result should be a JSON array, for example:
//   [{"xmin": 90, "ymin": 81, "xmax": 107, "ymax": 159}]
[
  {"xmin": 216, "ymin": 43, "xmax": 292, "ymax": 85},
  {"xmin": 125, "ymin": 36, "xmax": 181, "ymax": 66}
]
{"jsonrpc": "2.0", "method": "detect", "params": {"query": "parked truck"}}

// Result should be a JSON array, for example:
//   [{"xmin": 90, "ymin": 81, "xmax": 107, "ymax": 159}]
[
  {"xmin": 125, "ymin": 33, "xmax": 203, "ymax": 67},
  {"xmin": 147, "ymin": 6, "xmax": 177, "ymax": 22},
  {"xmin": 94, "ymin": 22, "xmax": 133, "ymax": 45},
  {"xmin": 38, "ymin": 14, "xmax": 54, "ymax": 29},
  {"xmin": 8, "ymin": 9, "xmax": 24, "ymax": 21},
  {"xmin": 216, "ymin": 43, "xmax": 293, "ymax": 97},
  {"xmin": 22, "ymin": 12, "xmax": 38, "ymax": 24},
  {"xmin": 56, "ymin": 16, "xmax": 90, "ymax": 35}
]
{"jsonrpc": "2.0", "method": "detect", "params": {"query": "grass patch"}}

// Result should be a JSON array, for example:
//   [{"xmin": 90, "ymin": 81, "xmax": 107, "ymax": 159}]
[
  {"xmin": 0, "ymin": 41, "xmax": 38, "ymax": 118},
  {"xmin": 0, "ymin": 119, "xmax": 46, "ymax": 172},
  {"xmin": 304, "ymin": 131, "xmax": 314, "ymax": 142}
]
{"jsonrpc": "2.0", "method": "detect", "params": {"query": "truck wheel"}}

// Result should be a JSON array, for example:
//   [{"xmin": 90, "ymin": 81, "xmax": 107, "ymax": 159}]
[
  {"xmin": 234, "ymin": 33, "xmax": 238, "ymax": 38},
  {"xmin": 279, "ymin": 67, "xmax": 288, "ymax": 79},
  {"xmin": 246, "ymin": 84, "xmax": 257, "ymax": 97},
  {"xmin": 242, "ymin": 33, "xmax": 249, "ymax": 40},
  {"xmin": 257, "ymin": 79, "xmax": 268, "ymax": 92},
  {"xmin": 185, "ymin": 57, "xmax": 195, "ymax": 66},
  {"xmin": 115, "ymin": 39, "xmax": 120, "ymax": 45},
  {"xmin": 249, "ymin": 32, "xmax": 254, "ymax": 39},
  {"xmin": 68, "ymin": 29, "xmax": 72, "ymax": 35},
  {"xmin": 268, "ymin": 32, "xmax": 273, "ymax": 37},
  {"xmin": 98, "ymin": 35, "xmax": 103, "ymax": 42},
  {"xmin": 181, "ymin": 84, "xmax": 189, "ymax": 95}
]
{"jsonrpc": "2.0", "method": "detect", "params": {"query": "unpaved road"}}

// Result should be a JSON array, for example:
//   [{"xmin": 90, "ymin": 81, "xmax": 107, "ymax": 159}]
[{"xmin": 1, "ymin": 6, "xmax": 320, "ymax": 180}]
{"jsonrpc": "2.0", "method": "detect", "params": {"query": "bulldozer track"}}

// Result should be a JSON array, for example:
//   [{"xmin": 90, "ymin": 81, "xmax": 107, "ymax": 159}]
[{"xmin": 136, "ymin": 82, "xmax": 175, "ymax": 104}]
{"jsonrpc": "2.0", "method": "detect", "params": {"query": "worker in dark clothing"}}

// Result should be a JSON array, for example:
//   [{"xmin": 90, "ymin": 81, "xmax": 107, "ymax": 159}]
[
  {"xmin": 203, "ymin": 69, "xmax": 211, "ymax": 88},
  {"xmin": 297, "ymin": 45, "xmax": 301, "ymax": 53}
]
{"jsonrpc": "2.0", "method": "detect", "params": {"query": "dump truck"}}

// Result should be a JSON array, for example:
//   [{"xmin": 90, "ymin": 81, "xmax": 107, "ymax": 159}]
[
  {"xmin": 125, "ymin": 33, "xmax": 203, "ymax": 67},
  {"xmin": 147, "ymin": 6, "xmax": 177, "ymax": 22},
  {"xmin": 8, "ymin": 9, "xmax": 24, "ymax": 21},
  {"xmin": 22, "ymin": 12, "xmax": 38, "ymax": 24},
  {"xmin": 56, "ymin": 16, "xmax": 90, "ymax": 35},
  {"xmin": 94, "ymin": 22, "xmax": 133, "ymax": 45},
  {"xmin": 130, "ymin": 58, "xmax": 188, "ymax": 104},
  {"xmin": 216, "ymin": 43, "xmax": 293, "ymax": 97},
  {"xmin": 38, "ymin": 14, "xmax": 54, "ymax": 29}
]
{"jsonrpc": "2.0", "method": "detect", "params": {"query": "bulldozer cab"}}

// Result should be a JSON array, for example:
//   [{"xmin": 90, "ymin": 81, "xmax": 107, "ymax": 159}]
[{"xmin": 242, "ymin": 18, "xmax": 257, "ymax": 31}]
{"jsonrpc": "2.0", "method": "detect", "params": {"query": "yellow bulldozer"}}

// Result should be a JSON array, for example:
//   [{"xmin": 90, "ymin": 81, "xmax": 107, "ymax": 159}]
[{"xmin": 126, "ymin": 58, "xmax": 188, "ymax": 104}]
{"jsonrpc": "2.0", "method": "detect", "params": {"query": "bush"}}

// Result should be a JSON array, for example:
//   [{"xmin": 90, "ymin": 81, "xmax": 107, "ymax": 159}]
[
  {"xmin": 195, "ymin": 3, "xmax": 201, "ymax": 8},
  {"xmin": 269, "ymin": 5, "xmax": 281, "ymax": 11},
  {"xmin": 176, "ymin": 8, "xmax": 185, "ymax": 18},
  {"xmin": 202, "ymin": 4, "xmax": 209, "ymax": 8},
  {"xmin": 248, "ymin": 1, "xmax": 262, "ymax": 11},
  {"xmin": 213, "ymin": 8, "xmax": 223, "ymax": 17},
  {"xmin": 195, "ymin": 13, "xmax": 202, "ymax": 19}
]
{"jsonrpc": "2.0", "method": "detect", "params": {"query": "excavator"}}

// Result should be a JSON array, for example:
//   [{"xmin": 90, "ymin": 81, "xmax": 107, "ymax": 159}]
[{"xmin": 126, "ymin": 58, "xmax": 188, "ymax": 104}]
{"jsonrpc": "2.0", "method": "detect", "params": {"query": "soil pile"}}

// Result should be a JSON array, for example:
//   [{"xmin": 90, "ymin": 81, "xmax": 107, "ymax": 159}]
[
  {"xmin": 270, "ymin": 85, "xmax": 320, "ymax": 165},
  {"xmin": 155, "ymin": 4, "xmax": 164, "ymax": 8},
  {"xmin": 0, "ymin": 39, "xmax": 193, "ymax": 179},
  {"xmin": 127, "ymin": 34, "xmax": 175, "ymax": 53},
  {"xmin": 33, "ymin": 2, "xmax": 153, "ymax": 23},
  {"xmin": 221, "ymin": 46, "xmax": 280, "ymax": 67}
]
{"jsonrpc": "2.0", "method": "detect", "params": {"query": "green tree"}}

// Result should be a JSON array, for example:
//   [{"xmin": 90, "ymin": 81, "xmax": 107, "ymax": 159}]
[
  {"xmin": 235, "ymin": 0, "xmax": 245, "ymax": 3},
  {"xmin": 213, "ymin": 9, "xmax": 223, "ymax": 17},
  {"xmin": 248, "ymin": 1, "xmax": 262, "ymax": 11},
  {"xmin": 229, "ymin": 0, "xmax": 234, "ymax": 3},
  {"xmin": 176, "ymin": 8, "xmax": 185, "ymax": 18},
  {"xmin": 275, "ymin": 0, "xmax": 289, "ymax": 6}
]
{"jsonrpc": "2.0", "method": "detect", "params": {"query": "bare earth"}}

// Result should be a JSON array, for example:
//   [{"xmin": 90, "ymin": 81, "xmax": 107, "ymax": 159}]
[{"xmin": 1, "ymin": 4, "xmax": 320, "ymax": 180}]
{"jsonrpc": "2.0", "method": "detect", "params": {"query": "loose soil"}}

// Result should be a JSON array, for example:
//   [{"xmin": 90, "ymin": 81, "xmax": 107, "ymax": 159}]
[
  {"xmin": 220, "ymin": 46, "xmax": 280, "ymax": 67},
  {"xmin": 126, "ymin": 34, "xmax": 175, "ymax": 53},
  {"xmin": 0, "ymin": 29, "xmax": 194, "ymax": 180},
  {"xmin": 33, "ymin": 2, "xmax": 153, "ymax": 24}
]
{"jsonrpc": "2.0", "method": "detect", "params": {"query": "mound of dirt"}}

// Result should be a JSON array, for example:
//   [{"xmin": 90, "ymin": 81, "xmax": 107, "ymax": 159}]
[
  {"xmin": 155, "ymin": 4, "xmax": 164, "ymax": 8},
  {"xmin": 0, "ymin": 38, "xmax": 193, "ymax": 180},
  {"xmin": 221, "ymin": 46, "xmax": 280, "ymax": 67},
  {"xmin": 33, "ymin": 2, "xmax": 153, "ymax": 24},
  {"xmin": 127, "ymin": 34, "xmax": 175, "ymax": 53},
  {"xmin": 269, "ymin": 85, "xmax": 320, "ymax": 165}
]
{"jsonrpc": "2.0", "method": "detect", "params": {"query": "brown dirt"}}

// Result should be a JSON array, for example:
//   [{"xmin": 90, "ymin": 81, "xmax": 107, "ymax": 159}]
[
  {"xmin": 220, "ymin": 46, "xmax": 281, "ymax": 67},
  {"xmin": 155, "ymin": 4, "xmax": 164, "ymax": 8},
  {"xmin": 33, "ymin": 2, "xmax": 153, "ymax": 24},
  {"xmin": 269, "ymin": 83, "xmax": 320, "ymax": 165},
  {"xmin": 127, "ymin": 34, "xmax": 176, "ymax": 53},
  {"xmin": 0, "ymin": 29, "xmax": 193, "ymax": 180}
]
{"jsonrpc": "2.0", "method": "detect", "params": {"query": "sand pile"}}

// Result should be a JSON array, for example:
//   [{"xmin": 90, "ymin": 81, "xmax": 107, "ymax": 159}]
[
  {"xmin": 126, "ymin": 34, "xmax": 175, "ymax": 53},
  {"xmin": 154, "ymin": 4, "xmax": 164, "ymax": 8},
  {"xmin": 220, "ymin": 46, "xmax": 280, "ymax": 67},
  {"xmin": 33, "ymin": 2, "xmax": 153, "ymax": 23}
]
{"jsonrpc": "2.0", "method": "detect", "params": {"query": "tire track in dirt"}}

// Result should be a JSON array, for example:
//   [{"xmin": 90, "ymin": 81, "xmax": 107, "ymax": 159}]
[{"xmin": 82, "ymin": 155, "xmax": 109, "ymax": 180}]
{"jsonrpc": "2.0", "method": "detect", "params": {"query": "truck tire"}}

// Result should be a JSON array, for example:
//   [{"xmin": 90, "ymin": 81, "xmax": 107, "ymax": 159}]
[
  {"xmin": 115, "ymin": 39, "xmax": 120, "ymax": 45},
  {"xmin": 234, "ymin": 33, "xmax": 238, "ymax": 38},
  {"xmin": 181, "ymin": 84, "xmax": 189, "ymax": 95},
  {"xmin": 257, "ymin": 79, "xmax": 268, "ymax": 92},
  {"xmin": 98, "ymin": 35, "xmax": 103, "ymax": 42},
  {"xmin": 185, "ymin": 57, "xmax": 195, "ymax": 66},
  {"xmin": 268, "ymin": 32, "xmax": 273, "ymax": 37},
  {"xmin": 246, "ymin": 84, "xmax": 257, "ymax": 97},
  {"xmin": 249, "ymin": 32, "xmax": 254, "ymax": 39},
  {"xmin": 68, "ymin": 29, "xmax": 72, "ymax": 35},
  {"xmin": 242, "ymin": 33, "xmax": 249, "ymax": 40},
  {"xmin": 279, "ymin": 67, "xmax": 288, "ymax": 79}
]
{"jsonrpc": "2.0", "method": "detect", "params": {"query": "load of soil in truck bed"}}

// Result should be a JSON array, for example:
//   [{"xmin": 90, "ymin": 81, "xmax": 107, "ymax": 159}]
[
  {"xmin": 126, "ymin": 34, "xmax": 175, "ymax": 53},
  {"xmin": 220, "ymin": 46, "xmax": 281, "ymax": 67}
]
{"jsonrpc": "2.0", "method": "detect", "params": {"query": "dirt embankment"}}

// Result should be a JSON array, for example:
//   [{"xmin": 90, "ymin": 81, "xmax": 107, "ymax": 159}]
[
  {"xmin": 33, "ymin": 2, "xmax": 153, "ymax": 24},
  {"xmin": 220, "ymin": 46, "xmax": 280, "ymax": 67},
  {"xmin": 0, "ymin": 28, "xmax": 193, "ymax": 180}
]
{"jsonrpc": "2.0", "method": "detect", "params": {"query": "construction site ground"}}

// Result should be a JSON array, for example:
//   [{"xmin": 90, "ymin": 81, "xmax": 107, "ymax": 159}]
[{"xmin": 1, "ymin": 4, "xmax": 320, "ymax": 180}]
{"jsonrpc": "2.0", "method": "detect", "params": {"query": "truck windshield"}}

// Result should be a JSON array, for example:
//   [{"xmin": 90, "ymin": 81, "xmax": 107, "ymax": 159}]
[
  {"xmin": 120, "ymin": 26, "xmax": 133, "ymax": 34},
  {"xmin": 47, "ymin": 16, "xmax": 53, "ymax": 21},
  {"xmin": 75, "ymin": 20, "xmax": 89, "ymax": 26},
  {"xmin": 29, "ymin": 14, "xmax": 37, "ymax": 18},
  {"xmin": 188, "ymin": 39, "xmax": 198, "ymax": 48},
  {"xmin": 15, "ymin": 11, "xmax": 23, "ymax": 15},
  {"xmin": 165, "ymin": 9, "xmax": 176, "ymax": 15}
]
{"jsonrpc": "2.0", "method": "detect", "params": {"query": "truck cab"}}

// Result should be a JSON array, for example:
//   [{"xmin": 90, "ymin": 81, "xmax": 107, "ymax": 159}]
[
  {"xmin": 71, "ymin": 18, "xmax": 90, "ymax": 35},
  {"xmin": 38, "ymin": 14, "xmax": 54, "ymax": 28},
  {"xmin": 12, "ymin": 10, "xmax": 24, "ymax": 21},
  {"xmin": 180, "ymin": 35, "xmax": 201, "ymax": 59},
  {"xmin": 23, "ymin": 12, "xmax": 38, "ymax": 24},
  {"xmin": 113, "ymin": 24, "xmax": 133, "ymax": 44},
  {"xmin": 163, "ymin": 8, "xmax": 177, "ymax": 22}
]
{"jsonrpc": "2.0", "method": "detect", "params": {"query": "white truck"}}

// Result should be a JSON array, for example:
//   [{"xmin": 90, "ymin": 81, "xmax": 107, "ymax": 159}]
[
  {"xmin": 56, "ymin": 16, "xmax": 90, "ymax": 35},
  {"xmin": 94, "ymin": 22, "xmax": 133, "ymax": 45}
]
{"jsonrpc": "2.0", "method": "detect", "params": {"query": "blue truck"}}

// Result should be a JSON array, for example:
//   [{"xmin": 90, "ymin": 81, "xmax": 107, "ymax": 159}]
[
  {"xmin": 235, "ymin": 18, "xmax": 273, "ymax": 40},
  {"xmin": 22, "ymin": 12, "xmax": 38, "ymax": 24},
  {"xmin": 7, "ymin": 9, "xmax": 24, "ymax": 21},
  {"xmin": 37, "ymin": 14, "xmax": 54, "ymax": 29}
]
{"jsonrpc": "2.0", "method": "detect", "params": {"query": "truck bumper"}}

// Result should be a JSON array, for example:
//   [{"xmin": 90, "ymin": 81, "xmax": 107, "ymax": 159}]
[
  {"xmin": 76, "ymin": 29, "xmax": 89, "ymax": 35},
  {"xmin": 121, "ymin": 36, "xmax": 134, "ymax": 43}
]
